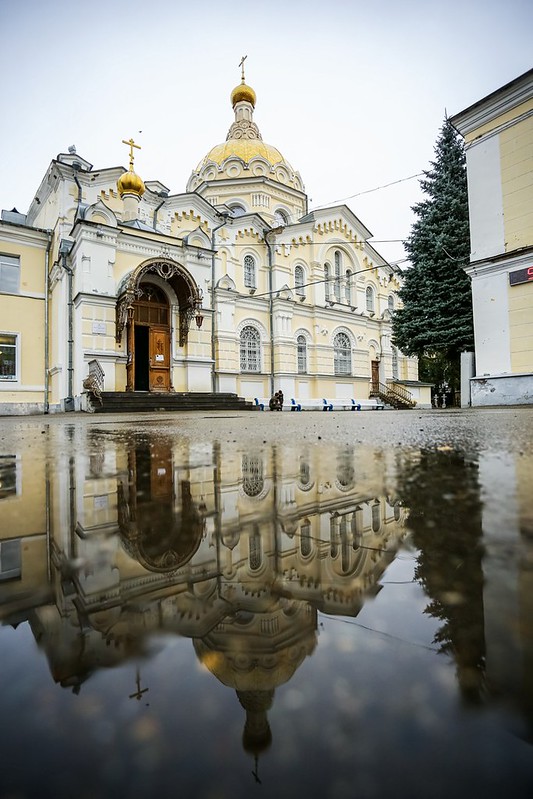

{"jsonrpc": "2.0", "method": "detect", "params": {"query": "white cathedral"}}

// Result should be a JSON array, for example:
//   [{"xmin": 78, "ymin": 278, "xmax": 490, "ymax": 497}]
[{"xmin": 0, "ymin": 64, "xmax": 430, "ymax": 414}]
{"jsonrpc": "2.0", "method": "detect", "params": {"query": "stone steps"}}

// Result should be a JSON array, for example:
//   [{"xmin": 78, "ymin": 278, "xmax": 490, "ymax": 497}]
[{"xmin": 93, "ymin": 391, "xmax": 255, "ymax": 413}]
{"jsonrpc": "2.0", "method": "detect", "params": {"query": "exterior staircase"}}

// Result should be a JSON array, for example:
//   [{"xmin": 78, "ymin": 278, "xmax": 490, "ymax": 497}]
[
  {"xmin": 369, "ymin": 382, "xmax": 416, "ymax": 410},
  {"xmin": 91, "ymin": 391, "xmax": 255, "ymax": 414}
]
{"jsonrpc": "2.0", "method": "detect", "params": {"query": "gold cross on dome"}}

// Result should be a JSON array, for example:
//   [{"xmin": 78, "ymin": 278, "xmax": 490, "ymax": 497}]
[
  {"xmin": 122, "ymin": 137, "xmax": 141, "ymax": 171},
  {"xmin": 238, "ymin": 54, "xmax": 247, "ymax": 82}
]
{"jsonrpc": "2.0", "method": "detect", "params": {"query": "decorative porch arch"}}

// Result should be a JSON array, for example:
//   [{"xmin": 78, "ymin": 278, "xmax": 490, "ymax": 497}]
[{"xmin": 115, "ymin": 258, "xmax": 202, "ymax": 346}]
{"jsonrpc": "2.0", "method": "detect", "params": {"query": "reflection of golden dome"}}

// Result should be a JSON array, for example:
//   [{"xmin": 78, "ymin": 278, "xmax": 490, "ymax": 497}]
[
  {"xmin": 231, "ymin": 81, "xmax": 256, "ymax": 107},
  {"xmin": 203, "ymin": 139, "xmax": 285, "ymax": 167},
  {"xmin": 117, "ymin": 169, "xmax": 145, "ymax": 198}
]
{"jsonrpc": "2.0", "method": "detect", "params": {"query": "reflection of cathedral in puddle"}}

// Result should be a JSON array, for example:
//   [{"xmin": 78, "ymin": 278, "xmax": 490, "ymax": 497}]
[{"xmin": 2, "ymin": 429, "xmax": 407, "ymax": 758}]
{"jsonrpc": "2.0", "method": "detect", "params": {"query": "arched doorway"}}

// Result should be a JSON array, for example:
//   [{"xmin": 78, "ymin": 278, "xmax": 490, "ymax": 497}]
[
  {"xmin": 132, "ymin": 283, "xmax": 170, "ymax": 391},
  {"xmin": 115, "ymin": 258, "xmax": 203, "ymax": 393}
]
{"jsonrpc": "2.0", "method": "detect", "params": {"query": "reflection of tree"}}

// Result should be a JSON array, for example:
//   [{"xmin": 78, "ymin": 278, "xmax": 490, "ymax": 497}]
[{"xmin": 397, "ymin": 449, "xmax": 486, "ymax": 704}]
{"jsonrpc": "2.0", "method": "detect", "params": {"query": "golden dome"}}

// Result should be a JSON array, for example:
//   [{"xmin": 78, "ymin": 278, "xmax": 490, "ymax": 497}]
[
  {"xmin": 117, "ymin": 169, "xmax": 145, "ymax": 198},
  {"xmin": 203, "ymin": 139, "xmax": 285, "ymax": 167},
  {"xmin": 231, "ymin": 81, "xmax": 256, "ymax": 108}
]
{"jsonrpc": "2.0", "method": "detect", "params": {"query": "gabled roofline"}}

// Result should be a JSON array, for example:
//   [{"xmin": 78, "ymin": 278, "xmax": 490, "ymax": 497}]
[{"xmin": 450, "ymin": 68, "xmax": 533, "ymax": 137}]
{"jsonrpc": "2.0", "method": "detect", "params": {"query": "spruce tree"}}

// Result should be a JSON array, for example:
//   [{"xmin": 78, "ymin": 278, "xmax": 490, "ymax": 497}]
[{"xmin": 392, "ymin": 118, "xmax": 473, "ymax": 395}]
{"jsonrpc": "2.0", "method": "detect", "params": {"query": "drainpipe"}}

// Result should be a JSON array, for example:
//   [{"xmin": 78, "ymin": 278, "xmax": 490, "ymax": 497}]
[
  {"xmin": 263, "ymin": 226, "xmax": 283, "ymax": 398},
  {"xmin": 210, "ymin": 213, "xmax": 229, "ymax": 393},
  {"xmin": 44, "ymin": 232, "xmax": 52, "ymax": 414},
  {"xmin": 59, "ymin": 238, "xmax": 75, "ymax": 411},
  {"xmin": 153, "ymin": 194, "xmax": 167, "ymax": 229}
]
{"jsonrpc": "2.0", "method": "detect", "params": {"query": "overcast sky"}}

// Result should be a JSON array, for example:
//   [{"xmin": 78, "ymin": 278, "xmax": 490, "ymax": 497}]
[{"xmin": 1, "ymin": 0, "xmax": 531, "ymax": 266}]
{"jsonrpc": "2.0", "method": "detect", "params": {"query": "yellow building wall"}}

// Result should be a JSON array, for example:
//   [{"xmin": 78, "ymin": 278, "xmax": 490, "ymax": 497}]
[
  {"xmin": 509, "ymin": 282, "xmax": 533, "ymax": 372},
  {"xmin": 500, "ymin": 114, "xmax": 533, "ymax": 252},
  {"xmin": 0, "ymin": 296, "xmax": 45, "ymax": 388}
]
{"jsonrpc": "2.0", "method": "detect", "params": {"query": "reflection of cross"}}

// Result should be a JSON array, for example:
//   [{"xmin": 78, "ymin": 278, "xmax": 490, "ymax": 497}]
[
  {"xmin": 238, "ymin": 54, "xmax": 247, "ymax": 81},
  {"xmin": 251, "ymin": 754, "xmax": 262, "ymax": 784},
  {"xmin": 129, "ymin": 667, "xmax": 149, "ymax": 701},
  {"xmin": 122, "ymin": 137, "xmax": 141, "ymax": 171}
]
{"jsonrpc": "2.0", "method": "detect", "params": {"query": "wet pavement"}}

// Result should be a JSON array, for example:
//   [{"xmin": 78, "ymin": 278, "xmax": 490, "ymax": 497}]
[{"xmin": 1, "ymin": 406, "xmax": 533, "ymax": 798}]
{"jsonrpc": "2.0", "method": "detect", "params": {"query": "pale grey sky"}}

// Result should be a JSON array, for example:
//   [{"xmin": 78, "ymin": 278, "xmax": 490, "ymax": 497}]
[{"xmin": 1, "ymin": 0, "xmax": 531, "ymax": 265}]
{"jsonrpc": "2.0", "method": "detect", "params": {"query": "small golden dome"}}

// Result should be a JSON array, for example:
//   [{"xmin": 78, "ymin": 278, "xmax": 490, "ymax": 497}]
[
  {"xmin": 117, "ymin": 169, "xmax": 145, "ymax": 198},
  {"xmin": 231, "ymin": 81, "xmax": 256, "ymax": 108}
]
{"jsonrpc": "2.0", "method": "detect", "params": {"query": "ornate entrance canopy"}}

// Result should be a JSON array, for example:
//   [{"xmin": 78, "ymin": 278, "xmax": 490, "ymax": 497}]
[{"xmin": 115, "ymin": 258, "xmax": 202, "ymax": 345}]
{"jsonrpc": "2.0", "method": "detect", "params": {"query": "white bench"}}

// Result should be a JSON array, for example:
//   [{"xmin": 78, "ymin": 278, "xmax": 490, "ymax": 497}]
[
  {"xmin": 324, "ymin": 398, "xmax": 385, "ymax": 411},
  {"xmin": 291, "ymin": 398, "xmax": 333, "ymax": 411}
]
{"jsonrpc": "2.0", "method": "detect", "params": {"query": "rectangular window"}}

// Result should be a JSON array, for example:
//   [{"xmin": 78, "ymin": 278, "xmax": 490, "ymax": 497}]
[
  {"xmin": 0, "ymin": 456, "xmax": 17, "ymax": 500},
  {"xmin": 0, "ymin": 539, "xmax": 22, "ymax": 582},
  {"xmin": 0, "ymin": 255, "xmax": 20, "ymax": 294},
  {"xmin": 0, "ymin": 334, "xmax": 17, "ymax": 380}
]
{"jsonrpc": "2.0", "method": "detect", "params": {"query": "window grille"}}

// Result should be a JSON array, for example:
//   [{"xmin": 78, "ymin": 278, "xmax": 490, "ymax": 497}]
[
  {"xmin": 249, "ymin": 526, "xmax": 262, "ymax": 570},
  {"xmin": 242, "ymin": 454, "xmax": 264, "ymax": 497},
  {"xmin": 240, "ymin": 326, "xmax": 261, "ymax": 372},
  {"xmin": 345, "ymin": 270, "xmax": 352, "ymax": 304},
  {"xmin": 295, "ymin": 265, "xmax": 305, "ymax": 295},
  {"xmin": 297, "ymin": 335, "xmax": 307, "ymax": 374},
  {"xmin": 300, "ymin": 519, "xmax": 312, "ymax": 557},
  {"xmin": 334, "ymin": 251, "xmax": 341, "ymax": 301},
  {"xmin": 392, "ymin": 346, "xmax": 399, "ymax": 380},
  {"xmin": 334, "ymin": 332, "xmax": 351, "ymax": 375},
  {"xmin": 244, "ymin": 255, "xmax": 256, "ymax": 288}
]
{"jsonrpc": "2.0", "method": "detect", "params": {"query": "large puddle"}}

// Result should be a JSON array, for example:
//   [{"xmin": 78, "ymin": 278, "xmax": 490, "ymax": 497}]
[{"xmin": 1, "ymin": 422, "xmax": 533, "ymax": 797}]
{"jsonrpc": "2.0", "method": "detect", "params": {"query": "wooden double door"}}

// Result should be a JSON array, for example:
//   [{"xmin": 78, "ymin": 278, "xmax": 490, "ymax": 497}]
[{"xmin": 129, "ymin": 285, "xmax": 172, "ymax": 392}]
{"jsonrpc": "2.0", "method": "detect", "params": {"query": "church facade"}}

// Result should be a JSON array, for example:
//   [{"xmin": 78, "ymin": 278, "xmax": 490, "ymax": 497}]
[{"xmin": 0, "ymin": 68, "xmax": 429, "ymax": 414}]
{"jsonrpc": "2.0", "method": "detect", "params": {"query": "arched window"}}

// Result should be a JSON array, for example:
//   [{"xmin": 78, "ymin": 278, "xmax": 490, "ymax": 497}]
[
  {"xmin": 372, "ymin": 501, "xmax": 381, "ymax": 533},
  {"xmin": 229, "ymin": 204, "xmax": 246, "ymax": 217},
  {"xmin": 388, "ymin": 294, "xmax": 395, "ymax": 313},
  {"xmin": 295, "ymin": 265, "xmax": 305, "ymax": 296},
  {"xmin": 299, "ymin": 459, "xmax": 310, "ymax": 487},
  {"xmin": 274, "ymin": 209, "xmax": 288, "ymax": 227},
  {"xmin": 242, "ymin": 455, "xmax": 264, "ymax": 497},
  {"xmin": 324, "ymin": 263, "xmax": 331, "ymax": 300},
  {"xmin": 244, "ymin": 255, "xmax": 256, "ymax": 289},
  {"xmin": 345, "ymin": 269, "xmax": 352, "ymax": 305},
  {"xmin": 366, "ymin": 286, "xmax": 375, "ymax": 313},
  {"xmin": 240, "ymin": 325, "xmax": 261, "ymax": 372},
  {"xmin": 300, "ymin": 518, "xmax": 312, "ymax": 557},
  {"xmin": 392, "ymin": 345, "xmax": 399, "ymax": 380},
  {"xmin": 334, "ymin": 332, "xmax": 351, "ymax": 375},
  {"xmin": 297, "ymin": 334, "xmax": 307, "ymax": 374},
  {"xmin": 334, "ymin": 250, "xmax": 341, "ymax": 301},
  {"xmin": 249, "ymin": 526, "xmax": 262, "ymax": 570}
]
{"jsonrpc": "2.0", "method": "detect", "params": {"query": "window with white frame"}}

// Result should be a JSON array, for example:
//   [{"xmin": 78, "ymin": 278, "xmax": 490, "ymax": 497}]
[
  {"xmin": 0, "ymin": 334, "xmax": 17, "ymax": 380},
  {"xmin": 244, "ymin": 254, "xmax": 256, "ymax": 289},
  {"xmin": 294, "ymin": 264, "xmax": 305, "ymax": 296},
  {"xmin": 0, "ymin": 255, "xmax": 20, "ymax": 294},
  {"xmin": 334, "ymin": 332, "xmax": 351, "ymax": 375},
  {"xmin": 388, "ymin": 294, "xmax": 395, "ymax": 313},
  {"xmin": 324, "ymin": 263, "xmax": 331, "ymax": 300},
  {"xmin": 334, "ymin": 251, "xmax": 341, "ymax": 301},
  {"xmin": 240, "ymin": 325, "xmax": 261, "ymax": 372},
  {"xmin": 229, "ymin": 204, "xmax": 246, "ymax": 217},
  {"xmin": 297, "ymin": 334, "xmax": 307, "ymax": 374},
  {"xmin": 366, "ymin": 285, "xmax": 375, "ymax": 313},
  {"xmin": 345, "ymin": 270, "xmax": 352, "ymax": 304}
]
